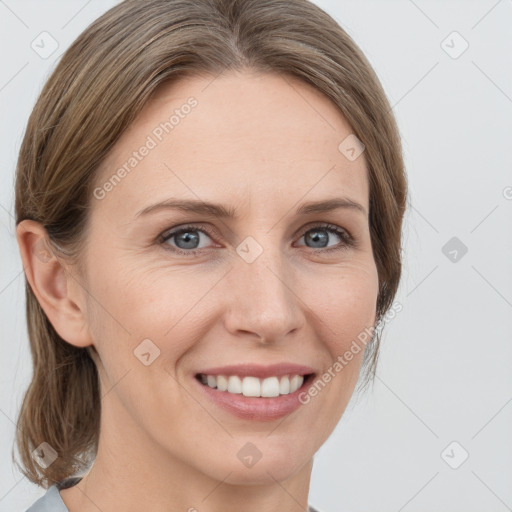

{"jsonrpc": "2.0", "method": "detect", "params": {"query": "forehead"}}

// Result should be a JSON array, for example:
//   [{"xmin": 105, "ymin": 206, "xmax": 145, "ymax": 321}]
[{"xmin": 93, "ymin": 71, "xmax": 368, "ymax": 216}]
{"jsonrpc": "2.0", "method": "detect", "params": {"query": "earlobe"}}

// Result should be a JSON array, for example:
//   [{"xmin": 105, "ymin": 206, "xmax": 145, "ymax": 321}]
[{"xmin": 16, "ymin": 219, "xmax": 93, "ymax": 349}]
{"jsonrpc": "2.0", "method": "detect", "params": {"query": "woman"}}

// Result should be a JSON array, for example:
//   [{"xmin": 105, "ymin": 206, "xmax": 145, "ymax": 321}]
[{"xmin": 15, "ymin": 0, "xmax": 407, "ymax": 510}]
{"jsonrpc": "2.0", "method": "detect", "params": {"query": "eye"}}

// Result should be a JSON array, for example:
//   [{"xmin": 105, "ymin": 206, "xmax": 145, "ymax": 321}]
[
  {"xmin": 295, "ymin": 223, "xmax": 355, "ymax": 253},
  {"xmin": 158, "ymin": 222, "xmax": 356, "ymax": 257},
  {"xmin": 159, "ymin": 224, "xmax": 217, "ymax": 257}
]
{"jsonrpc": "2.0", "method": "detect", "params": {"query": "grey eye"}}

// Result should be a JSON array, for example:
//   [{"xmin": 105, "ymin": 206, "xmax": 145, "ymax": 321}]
[
  {"xmin": 300, "ymin": 227, "xmax": 343, "ymax": 249},
  {"xmin": 163, "ymin": 228, "xmax": 212, "ymax": 251}
]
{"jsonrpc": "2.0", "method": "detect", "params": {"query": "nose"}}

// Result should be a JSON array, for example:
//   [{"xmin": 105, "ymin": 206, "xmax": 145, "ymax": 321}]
[{"xmin": 222, "ymin": 242, "xmax": 305, "ymax": 344}]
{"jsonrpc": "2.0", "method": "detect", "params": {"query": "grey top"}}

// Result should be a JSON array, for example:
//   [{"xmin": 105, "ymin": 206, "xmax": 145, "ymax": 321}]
[
  {"xmin": 25, "ymin": 477, "xmax": 81, "ymax": 512},
  {"xmin": 25, "ymin": 477, "xmax": 323, "ymax": 511}
]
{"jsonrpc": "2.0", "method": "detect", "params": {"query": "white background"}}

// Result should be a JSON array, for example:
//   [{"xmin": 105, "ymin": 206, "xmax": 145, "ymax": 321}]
[{"xmin": 1, "ymin": 1, "xmax": 511, "ymax": 511}]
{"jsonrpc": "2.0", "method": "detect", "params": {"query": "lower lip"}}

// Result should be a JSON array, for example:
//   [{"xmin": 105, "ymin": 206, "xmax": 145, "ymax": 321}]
[{"xmin": 195, "ymin": 374, "xmax": 315, "ymax": 422}]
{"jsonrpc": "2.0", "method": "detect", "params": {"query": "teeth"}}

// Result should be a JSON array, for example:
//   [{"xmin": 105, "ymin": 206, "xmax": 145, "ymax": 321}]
[
  {"xmin": 217, "ymin": 375, "xmax": 228, "ymax": 391},
  {"xmin": 228, "ymin": 375, "xmax": 242, "ymax": 394},
  {"xmin": 290, "ymin": 375, "xmax": 303, "ymax": 393},
  {"xmin": 261, "ymin": 376, "xmax": 280, "ymax": 397},
  {"xmin": 242, "ymin": 376, "xmax": 261, "ymax": 397},
  {"xmin": 199, "ymin": 374, "xmax": 306, "ymax": 397},
  {"xmin": 279, "ymin": 375, "xmax": 290, "ymax": 394}
]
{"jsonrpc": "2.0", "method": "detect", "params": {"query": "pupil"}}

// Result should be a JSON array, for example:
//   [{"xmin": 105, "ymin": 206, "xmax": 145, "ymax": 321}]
[
  {"xmin": 306, "ymin": 229, "xmax": 328, "ymax": 248},
  {"xmin": 177, "ymin": 231, "xmax": 199, "ymax": 249}
]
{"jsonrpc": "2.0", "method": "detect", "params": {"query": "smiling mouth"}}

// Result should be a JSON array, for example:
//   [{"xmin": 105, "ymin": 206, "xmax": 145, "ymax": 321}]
[{"xmin": 195, "ymin": 372, "xmax": 315, "ymax": 398}]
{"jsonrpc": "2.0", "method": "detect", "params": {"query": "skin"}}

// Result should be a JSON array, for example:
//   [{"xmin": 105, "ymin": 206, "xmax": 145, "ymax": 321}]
[{"xmin": 17, "ymin": 69, "xmax": 378, "ymax": 512}]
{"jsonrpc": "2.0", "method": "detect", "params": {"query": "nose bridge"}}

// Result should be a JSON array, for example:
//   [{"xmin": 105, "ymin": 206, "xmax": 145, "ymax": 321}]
[{"xmin": 224, "ymin": 233, "xmax": 304, "ymax": 341}]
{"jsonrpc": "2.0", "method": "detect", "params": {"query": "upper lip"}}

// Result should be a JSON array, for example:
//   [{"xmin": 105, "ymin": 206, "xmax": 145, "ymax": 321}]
[{"xmin": 196, "ymin": 363, "xmax": 315, "ymax": 379}]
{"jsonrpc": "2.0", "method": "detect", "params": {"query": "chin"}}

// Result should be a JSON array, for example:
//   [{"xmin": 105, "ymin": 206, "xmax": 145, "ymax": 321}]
[{"xmin": 202, "ymin": 438, "xmax": 311, "ymax": 485}]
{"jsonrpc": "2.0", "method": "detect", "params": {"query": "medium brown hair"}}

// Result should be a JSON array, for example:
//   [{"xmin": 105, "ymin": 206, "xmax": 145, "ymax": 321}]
[{"xmin": 14, "ymin": 0, "xmax": 407, "ymax": 488}]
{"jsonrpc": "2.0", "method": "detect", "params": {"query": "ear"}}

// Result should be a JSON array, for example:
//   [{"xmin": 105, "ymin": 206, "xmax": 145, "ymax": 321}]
[{"xmin": 16, "ymin": 219, "xmax": 93, "ymax": 349}]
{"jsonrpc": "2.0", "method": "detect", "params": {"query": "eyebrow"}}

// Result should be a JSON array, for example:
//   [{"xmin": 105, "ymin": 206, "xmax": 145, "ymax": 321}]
[{"xmin": 135, "ymin": 197, "xmax": 367, "ymax": 219}]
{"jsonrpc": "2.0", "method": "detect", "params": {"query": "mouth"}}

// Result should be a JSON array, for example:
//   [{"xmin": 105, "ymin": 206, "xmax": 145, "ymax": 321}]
[{"xmin": 193, "ymin": 372, "xmax": 316, "ymax": 421}]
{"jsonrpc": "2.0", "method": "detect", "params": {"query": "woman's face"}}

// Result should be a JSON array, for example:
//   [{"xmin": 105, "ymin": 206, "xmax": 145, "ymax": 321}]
[{"xmin": 79, "ymin": 70, "xmax": 378, "ymax": 484}]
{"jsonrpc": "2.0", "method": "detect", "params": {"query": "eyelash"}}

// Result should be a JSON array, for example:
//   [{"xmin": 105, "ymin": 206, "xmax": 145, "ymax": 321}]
[{"xmin": 158, "ymin": 222, "xmax": 356, "ymax": 257}]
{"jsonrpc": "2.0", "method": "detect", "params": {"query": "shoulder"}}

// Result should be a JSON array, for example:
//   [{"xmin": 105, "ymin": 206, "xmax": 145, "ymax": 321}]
[
  {"xmin": 25, "ymin": 485, "xmax": 68, "ymax": 512},
  {"xmin": 25, "ymin": 477, "xmax": 82, "ymax": 512}
]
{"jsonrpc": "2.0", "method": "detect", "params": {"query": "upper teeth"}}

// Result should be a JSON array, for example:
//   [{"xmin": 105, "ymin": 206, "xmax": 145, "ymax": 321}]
[{"xmin": 200, "ymin": 374, "xmax": 305, "ymax": 397}]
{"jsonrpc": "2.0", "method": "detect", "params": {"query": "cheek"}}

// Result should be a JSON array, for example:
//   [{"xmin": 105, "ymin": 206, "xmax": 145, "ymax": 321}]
[
  {"xmin": 282, "ymin": 262, "xmax": 379, "ymax": 444},
  {"xmin": 82, "ymin": 262, "xmax": 194, "ymax": 425},
  {"xmin": 83, "ymin": 253, "xmax": 206, "ymax": 376},
  {"xmin": 305, "ymin": 260, "xmax": 379, "ymax": 349},
  {"xmin": 85, "ymin": 244, "xmax": 179, "ymax": 331}
]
